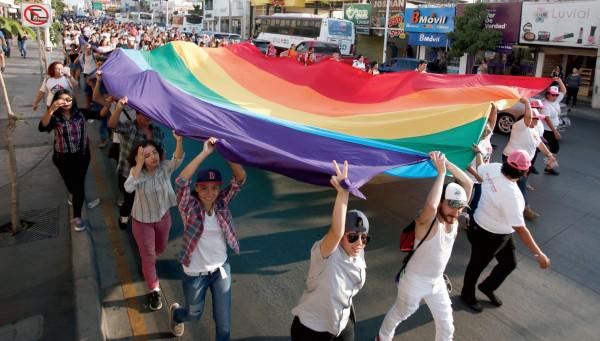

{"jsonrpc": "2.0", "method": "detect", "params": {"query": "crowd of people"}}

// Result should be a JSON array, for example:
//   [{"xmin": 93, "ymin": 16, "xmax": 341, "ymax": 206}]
[{"xmin": 28, "ymin": 18, "xmax": 563, "ymax": 341}]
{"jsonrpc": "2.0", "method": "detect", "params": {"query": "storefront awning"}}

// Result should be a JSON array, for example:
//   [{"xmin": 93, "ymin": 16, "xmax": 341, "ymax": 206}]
[
  {"xmin": 251, "ymin": 0, "xmax": 305, "ymax": 6},
  {"xmin": 541, "ymin": 46, "xmax": 597, "ymax": 58}
]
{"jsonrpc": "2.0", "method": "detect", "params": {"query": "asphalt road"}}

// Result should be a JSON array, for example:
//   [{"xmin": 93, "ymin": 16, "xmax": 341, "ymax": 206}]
[{"xmin": 87, "ymin": 111, "xmax": 600, "ymax": 341}]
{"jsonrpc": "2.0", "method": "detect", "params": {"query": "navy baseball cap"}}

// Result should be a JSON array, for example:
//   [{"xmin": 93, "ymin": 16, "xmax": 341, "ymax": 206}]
[
  {"xmin": 196, "ymin": 169, "xmax": 222, "ymax": 184},
  {"xmin": 345, "ymin": 210, "xmax": 369, "ymax": 233}
]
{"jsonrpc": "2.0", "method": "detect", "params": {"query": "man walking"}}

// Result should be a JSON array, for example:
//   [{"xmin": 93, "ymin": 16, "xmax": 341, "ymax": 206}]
[
  {"xmin": 377, "ymin": 152, "xmax": 473, "ymax": 341},
  {"xmin": 461, "ymin": 150, "xmax": 551, "ymax": 313}
]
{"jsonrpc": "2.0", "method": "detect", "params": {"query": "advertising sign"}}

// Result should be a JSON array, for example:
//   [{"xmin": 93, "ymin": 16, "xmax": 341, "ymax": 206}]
[
  {"xmin": 405, "ymin": 7, "xmax": 455, "ymax": 34},
  {"xmin": 343, "ymin": 4, "xmax": 371, "ymax": 35},
  {"xmin": 520, "ymin": 1, "xmax": 600, "ymax": 48},
  {"xmin": 371, "ymin": 0, "xmax": 404, "ymax": 38},
  {"xmin": 408, "ymin": 32, "xmax": 448, "ymax": 47},
  {"xmin": 457, "ymin": 2, "xmax": 521, "ymax": 46},
  {"xmin": 20, "ymin": 3, "xmax": 52, "ymax": 28}
]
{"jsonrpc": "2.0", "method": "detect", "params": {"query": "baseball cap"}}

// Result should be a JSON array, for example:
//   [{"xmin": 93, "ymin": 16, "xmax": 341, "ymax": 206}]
[
  {"xmin": 507, "ymin": 149, "xmax": 531, "ymax": 171},
  {"xmin": 196, "ymin": 169, "xmax": 222, "ymax": 184},
  {"xmin": 548, "ymin": 86, "xmax": 559, "ymax": 95},
  {"xmin": 531, "ymin": 108, "xmax": 546, "ymax": 120},
  {"xmin": 345, "ymin": 210, "xmax": 369, "ymax": 233},
  {"xmin": 444, "ymin": 183, "xmax": 469, "ymax": 209},
  {"xmin": 530, "ymin": 99, "xmax": 544, "ymax": 109}
]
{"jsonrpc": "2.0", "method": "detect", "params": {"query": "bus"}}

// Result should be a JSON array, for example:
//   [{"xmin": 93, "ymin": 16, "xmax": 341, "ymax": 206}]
[
  {"xmin": 129, "ymin": 12, "xmax": 154, "ymax": 25},
  {"xmin": 255, "ymin": 14, "xmax": 355, "ymax": 55},
  {"xmin": 171, "ymin": 14, "xmax": 203, "ymax": 33}
]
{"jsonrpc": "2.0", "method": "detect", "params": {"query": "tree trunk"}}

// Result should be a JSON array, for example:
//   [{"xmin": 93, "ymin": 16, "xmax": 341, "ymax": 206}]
[{"xmin": 0, "ymin": 71, "xmax": 20, "ymax": 235}]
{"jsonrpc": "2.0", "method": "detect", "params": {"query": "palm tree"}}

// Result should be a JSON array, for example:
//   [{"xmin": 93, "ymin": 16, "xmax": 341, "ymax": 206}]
[{"xmin": 0, "ymin": 17, "xmax": 37, "ymax": 39}]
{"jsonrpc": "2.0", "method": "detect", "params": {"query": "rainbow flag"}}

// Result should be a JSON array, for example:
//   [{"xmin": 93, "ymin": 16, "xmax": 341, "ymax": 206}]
[{"xmin": 100, "ymin": 41, "xmax": 551, "ymax": 197}]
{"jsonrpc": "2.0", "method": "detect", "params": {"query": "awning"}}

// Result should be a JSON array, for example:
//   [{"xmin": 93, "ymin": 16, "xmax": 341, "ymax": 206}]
[{"xmin": 540, "ymin": 46, "xmax": 597, "ymax": 58}]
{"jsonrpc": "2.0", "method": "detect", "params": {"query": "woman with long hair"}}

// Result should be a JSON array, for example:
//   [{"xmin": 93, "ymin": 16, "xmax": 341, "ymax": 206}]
[{"xmin": 38, "ymin": 90, "xmax": 101, "ymax": 231}]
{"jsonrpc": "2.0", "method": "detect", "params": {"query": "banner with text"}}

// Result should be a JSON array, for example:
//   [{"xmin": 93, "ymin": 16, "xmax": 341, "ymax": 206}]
[
  {"xmin": 405, "ymin": 7, "xmax": 455, "ymax": 34},
  {"xmin": 344, "ymin": 4, "xmax": 372, "ymax": 35},
  {"xmin": 408, "ymin": 32, "xmax": 449, "ymax": 47}
]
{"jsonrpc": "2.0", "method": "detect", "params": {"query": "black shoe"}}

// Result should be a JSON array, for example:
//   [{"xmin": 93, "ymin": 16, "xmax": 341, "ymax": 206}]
[
  {"xmin": 461, "ymin": 294, "xmax": 483, "ymax": 313},
  {"xmin": 478, "ymin": 285, "xmax": 503, "ymax": 307},
  {"xmin": 119, "ymin": 216, "xmax": 129, "ymax": 230},
  {"xmin": 149, "ymin": 290, "xmax": 163, "ymax": 311},
  {"xmin": 530, "ymin": 166, "xmax": 539, "ymax": 175},
  {"xmin": 545, "ymin": 168, "xmax": 560, "ymax": 176}
]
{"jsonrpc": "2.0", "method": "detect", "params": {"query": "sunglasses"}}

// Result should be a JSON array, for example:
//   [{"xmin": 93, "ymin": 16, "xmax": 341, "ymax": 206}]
[
  {"xmin": 346, "ymin": 232, "xmax": 370, "ymax": 245},
  {"xmin": 446, "ymin": 199, "xmax": 467, "ymax": 209},
  {"xmin": 60, "ymin": 97, "xmax": 73, "ymax": 103}
]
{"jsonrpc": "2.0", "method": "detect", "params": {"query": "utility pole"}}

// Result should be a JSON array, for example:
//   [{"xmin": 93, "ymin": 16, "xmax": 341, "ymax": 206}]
[
  {"xmin": 228, "ymin": 0, "xmax": 232, "ymax": 33},
  {"xmin": 381, "ymin": 0, "xmax": 391, "ymax": 63}
]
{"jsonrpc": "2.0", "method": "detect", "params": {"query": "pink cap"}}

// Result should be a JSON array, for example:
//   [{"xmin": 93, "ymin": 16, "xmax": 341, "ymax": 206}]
[
  {"xmin": 530, "ymin": 99, "xmax": 544, "ymax": 109},
  {"xmin": 507, "ymin": 150, "xmax": 531, "ymax": 171},
  {"xmin": 531, "ymin": 108, "xmax": 546, "ymax": 120},
  {"xmin": 548, "ymin": 86, "xmax": 559, "ymax": 95}
]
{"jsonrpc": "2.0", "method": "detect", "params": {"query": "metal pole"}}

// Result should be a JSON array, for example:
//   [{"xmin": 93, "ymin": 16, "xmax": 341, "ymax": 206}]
[
  {"xmin": 36, "ymin": 28, "xmax": 45, "ymax": 81},
  {"xmin": 382, "ymin": 0, "xmax": 391, "ymax": 63},
  {"xmin": 166, "ymin": 0, "xmax": 169, "ymax": 27},
  {"xmin": 228, "ymin": 0, "xmax": 232, "ymax": 33}
]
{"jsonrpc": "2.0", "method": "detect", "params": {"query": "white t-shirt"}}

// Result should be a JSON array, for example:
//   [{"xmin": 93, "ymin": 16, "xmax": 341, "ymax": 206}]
[
  {"xmin": 183, "ymin": 211, "xmax": 227, "ymax": 274},
  {"xmin": 352, "ymin": 60, "xmax": 366, "ymax": 71},
  {"xmin": 474, "ymin": 163, "xmax": 526, "ymax": 234},
  {"xmin": 542, "ymin": 93, "xmax": 564, "ymax": 131},
  {"xmin": 40, "ymin": 76, "xmax": 73, "ymax": 107},
  {"xmin": 503, "ymin": 119, "xmax": 542, "ymax": 159},
  {"xmin": 291, "ymin": 240, "xmax": 366, "ymax": 336},
  {"xmin": 470, "ymin": 134, "xmax": 493, "ymax": 180}
]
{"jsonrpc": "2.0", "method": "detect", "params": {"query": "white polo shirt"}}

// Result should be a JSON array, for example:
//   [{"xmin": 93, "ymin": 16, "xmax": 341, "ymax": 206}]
[
  {"xmin": 474, "ymin": 163, "xmax": 526, "ymax": 235},
  {"xmin": 542, "ymin": 93, "xmax": 565, "ymax": 131},
  {"xmin": 292, "ymin": 240, "xmax": 366, "ymax": 336}
]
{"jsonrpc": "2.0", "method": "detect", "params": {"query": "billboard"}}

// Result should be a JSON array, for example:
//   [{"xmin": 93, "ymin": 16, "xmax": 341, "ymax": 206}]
[
  {"xmin": 343, "ymin": 4, "xmax": 371, "ymax": 35},
  {"xmin": 370, "ymin": 0, "xmax": 404, "ymax": 38},
  {"xmin": 405, "ymin": 7, "xmax": 455, "ymax": 34},
  {"xmin": 457, "ymin": 2, "xmax": 521, "ymax": 46},
  {"xmin": 520, "ymin": 1, "xmax": 600, "ymax": 48}
]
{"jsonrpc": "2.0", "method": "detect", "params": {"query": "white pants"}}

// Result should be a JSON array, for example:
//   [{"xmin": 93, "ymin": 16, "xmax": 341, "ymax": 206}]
[{"xmin": 378, "ymin": 271, "xmax": 454, "ymax": 341}]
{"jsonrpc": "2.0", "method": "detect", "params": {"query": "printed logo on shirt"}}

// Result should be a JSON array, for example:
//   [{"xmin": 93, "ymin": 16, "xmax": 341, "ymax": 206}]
[{"xmin": 208, "ymin": 171, "xmax": 216, "ymax": 180}]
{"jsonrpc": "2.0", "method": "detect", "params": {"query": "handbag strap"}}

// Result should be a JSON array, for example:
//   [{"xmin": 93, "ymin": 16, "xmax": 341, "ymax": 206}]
[{"xmin": 395, "ymin": 217, "xmax": 437, "ymax": 282}]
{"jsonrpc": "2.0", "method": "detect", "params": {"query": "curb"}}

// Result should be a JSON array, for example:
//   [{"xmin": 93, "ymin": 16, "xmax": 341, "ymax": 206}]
[{"xmin": 71, "ymin": 226, "xmax": 106, "ymax": 341}]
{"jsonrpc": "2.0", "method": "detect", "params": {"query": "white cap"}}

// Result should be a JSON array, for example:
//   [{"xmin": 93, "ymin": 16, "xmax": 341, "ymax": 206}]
[{"xmin": 445, "ymin": 183, "xmax": 469, "ymax": 208}]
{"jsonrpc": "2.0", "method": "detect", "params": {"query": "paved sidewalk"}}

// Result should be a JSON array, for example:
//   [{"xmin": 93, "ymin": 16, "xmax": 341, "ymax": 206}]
[{"xmin": 0, "ymin": 41, "xmax": 101, "ymax": 341}]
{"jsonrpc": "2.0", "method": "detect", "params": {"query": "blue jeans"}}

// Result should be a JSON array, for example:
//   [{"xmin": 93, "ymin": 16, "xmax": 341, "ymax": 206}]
[
  {"xmin": 99, "ymin": 116, "xmax": 109, "ymax": 141},
  {"xmin": 174, "ymin": 262, "xmax": 231, "ymax": 341},
  {"xmin": 18, "ymin": 40, "xmax": 26, "ymax": 57}
]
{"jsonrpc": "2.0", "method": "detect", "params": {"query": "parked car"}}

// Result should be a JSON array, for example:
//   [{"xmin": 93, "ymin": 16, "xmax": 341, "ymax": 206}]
[
  {"xmin": 214, "ymin": 33, "xmax": 241, "ymax": 43},
  {"xmin": 293, "ymin": 41, "xmax": 367, "ymax": 67},
  {"xmin": 252, "ymin": 39, "xmax": 271, "ymax": 54},
  {"xmin": 379, "ymin": 58, "xmax": 428, "ymax": 73},
  {"xmin": 495, "ymin": 100, "xmax": 570, "ymax": 135}
]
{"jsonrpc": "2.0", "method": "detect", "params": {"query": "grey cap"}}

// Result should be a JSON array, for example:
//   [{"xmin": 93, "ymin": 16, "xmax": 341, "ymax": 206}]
[{"xmin": 345, "ymin": 210, "xmax": 369, "ymax": 233}]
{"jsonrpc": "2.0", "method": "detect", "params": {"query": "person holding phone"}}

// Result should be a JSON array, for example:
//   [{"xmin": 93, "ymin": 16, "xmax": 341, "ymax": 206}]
[{"xmin": 32, "ymin": 61, "xmax": 79, "ymax": 111}]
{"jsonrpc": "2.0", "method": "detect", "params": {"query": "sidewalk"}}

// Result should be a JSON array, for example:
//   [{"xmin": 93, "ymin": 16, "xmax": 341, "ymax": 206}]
[{"xmin": 0, "ymin": 41, "xmax": 102, "ymax": 341}]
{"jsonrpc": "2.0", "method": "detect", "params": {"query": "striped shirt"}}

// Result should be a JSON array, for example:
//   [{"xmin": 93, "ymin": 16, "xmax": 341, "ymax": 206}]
[
  {"xmin": 175, "ymin": 176, "xmax": 244, "ymax": 267},
  {"xmin": 115, "ymin": 120, "xmax": 164, "ymax": 178},
  {"xmin": 124, "ymin": 155, "xmax": 184, "ymax": 223},
  {"xmin": 38, "ymin": 110, "xmax": 89, "ymax": 154}
]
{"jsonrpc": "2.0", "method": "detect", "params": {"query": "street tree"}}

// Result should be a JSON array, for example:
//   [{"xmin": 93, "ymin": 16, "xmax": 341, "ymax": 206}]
[
  {"xmin": 448, "ymin": 3, "xmax": 502, "ymax": 59},
  {"xmin": 51, "ymin": 0, "xmax": 66, "ymax": 17},
  {"xmin": 189, "ymin": 5, "xmax": 202, "ymax": 16}
]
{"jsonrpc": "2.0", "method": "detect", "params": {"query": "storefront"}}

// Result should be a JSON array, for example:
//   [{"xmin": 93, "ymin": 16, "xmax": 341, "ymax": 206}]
[
  {"xmin": 456, "ymin": 2, "xmax": 533, "ymax": 76},
  {"xmin": 519, "ymin": 1, "xmax": 600, "ymax": 103},
  {"xmin": 404, "ymin": 6, "xmax": 454, "ymax": 73}
]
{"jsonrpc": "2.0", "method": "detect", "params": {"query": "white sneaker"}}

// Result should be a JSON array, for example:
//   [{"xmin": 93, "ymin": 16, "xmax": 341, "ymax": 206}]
[
  {"xmin": 169, "ymin": 303, "xmax": 184, "ymax": 337},
  {"xmin": 72, "ymin": 218, "xmax": 86, "ymax": 232},
  {"xmin": 87, "ymin": 198, "xmax": 101, "ymax": 209}
]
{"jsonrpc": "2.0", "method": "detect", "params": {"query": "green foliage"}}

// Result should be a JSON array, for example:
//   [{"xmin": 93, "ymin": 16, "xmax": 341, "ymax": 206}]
[
  {"xmin": 51, "ymin": 0, "xmax": 66, "ymax": 17},
  {"xmin": 0, "ymin": 17, "xmax": 36, "ymax": 39},
  {"xmin": 189, "ymin": 5, "xmax": 202, "ymax": 16},
  {"xmin": 50, "ymin": 22, "xmax": 63, "ymax": 45},
  {"xmin": 448, "ymin": 3, "xmax": 502, "ymax": 59}
]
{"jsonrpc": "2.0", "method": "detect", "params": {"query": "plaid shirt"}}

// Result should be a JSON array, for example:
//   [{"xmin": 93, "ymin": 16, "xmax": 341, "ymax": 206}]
[
  {"xmin": 115, "ymin": 120, "xmax": 164, "ymax": 178},
  {"xmin": 38, "ymin": 111, "xmax": 89, "ymax": 154},
  {"xmin": 175, "ymin": 176, "xmax": 244, "ymax": 267}
]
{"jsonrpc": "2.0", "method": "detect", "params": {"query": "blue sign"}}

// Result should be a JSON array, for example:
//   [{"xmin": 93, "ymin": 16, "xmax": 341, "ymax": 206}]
[
  {"xmin": 408, "ymin": 32, "xmax": 449, "ymax": 47},
  {"xmin": 405, "ymin": 7, "xmax": 455, "ymax": 33}
]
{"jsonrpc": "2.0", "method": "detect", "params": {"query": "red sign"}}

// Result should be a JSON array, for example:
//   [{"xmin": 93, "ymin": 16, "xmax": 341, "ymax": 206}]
[{"xmin": 22, "ymin": 4, "xmax": 51, "ymax": 27}]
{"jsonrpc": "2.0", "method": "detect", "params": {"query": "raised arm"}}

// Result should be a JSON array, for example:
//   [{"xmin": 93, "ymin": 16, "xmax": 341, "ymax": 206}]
[
  {"xmin": 108, "ymin": 96, "xmax": 127, "ymax": 129},
  {"xmin": 173, "ymin": 132, "xmax": 184, "ymax": 160},
  {"xmin": 415, "ymin": 152, "xmax": 446, "ymax": 227},
  {"xmin": 39, "ymin": 100, "xmax": 63, "ymax": 129},
  {"xmin": 92, "ymin": 71, "xmax": 110, "ymax": 106},
  {"xmin": 179, "ymin": 137, "xmax": 216, "ymax": 180},
  {"xmin": 555, "ymin": 77, "xmax": 566, "ymax": 94},
  {"xmin": 320, "ymin": 160, "xmax": 350, "ymax": 258},
  {"xmin": 487, "ymin": 102, "xmax": 497, "ymax": 132},
  {"xmin": 446, "ymin": 157, "xmax": 474, "ymax": 201},
  {"xmin": 520, "ymin": 97, "xmax": 533, "ymax": 127},
  {"xmin": 228, "ymin": 161, "xmax": 246, "ymax": 184}
]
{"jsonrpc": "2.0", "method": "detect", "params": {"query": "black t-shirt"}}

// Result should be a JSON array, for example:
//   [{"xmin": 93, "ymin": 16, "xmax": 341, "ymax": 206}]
[{"xmin": 2, "ymin": 29, "xmax": 12, "ymax": 39}]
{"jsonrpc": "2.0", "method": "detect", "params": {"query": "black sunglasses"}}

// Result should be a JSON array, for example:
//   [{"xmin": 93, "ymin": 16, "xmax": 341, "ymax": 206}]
[{"xmin": 347, "ymin": 232, "xmax": 370, "ymax": 245}]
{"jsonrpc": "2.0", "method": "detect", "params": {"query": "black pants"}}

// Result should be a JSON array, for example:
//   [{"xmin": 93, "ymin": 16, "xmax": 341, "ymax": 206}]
[
  {"xmin": 461, "ymin": 223, "xmax": 517, "ymax": 300},
  {"xmin": 118, "ymin": 174, "xmax": 135, "ymax": 218},
  {"xmin": 291, "ymin": 313, "xmax": 355, "ymax": 341},
  {"xmin": 52, "ymin": 152, "xmax": 90, "ymax": 219},
  {"xmin": 543, "ymin": 130, "xmax": 560, "ymax": 155},
  {"xmin": 565, "ymin": 86, "xmax": 579, "ymax": 107}
]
